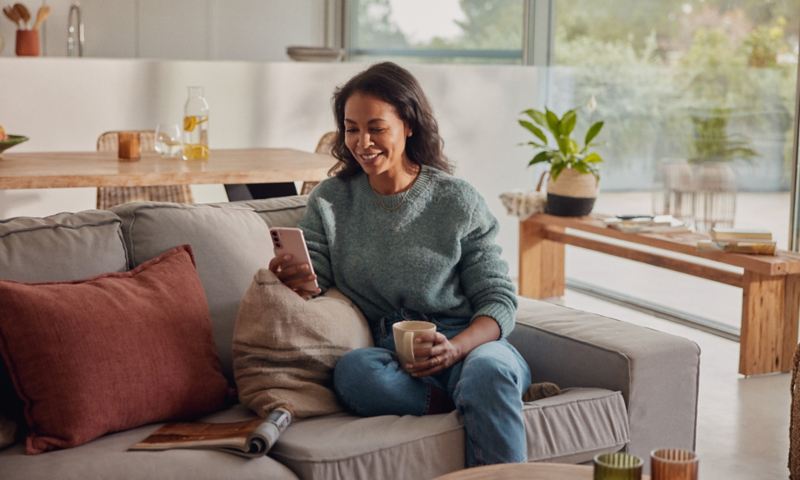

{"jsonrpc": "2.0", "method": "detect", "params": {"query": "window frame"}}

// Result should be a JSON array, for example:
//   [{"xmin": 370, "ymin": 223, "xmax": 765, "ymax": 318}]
[{"xmin": 338, "ymin": 0, "xmax": 553, "ymax": 66}]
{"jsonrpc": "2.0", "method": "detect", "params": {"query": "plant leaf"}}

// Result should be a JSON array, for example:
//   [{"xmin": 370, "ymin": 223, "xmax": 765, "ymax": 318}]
[
  {"xmin": 556, "ymin": 136, "xmax": 570, "ymax": 155},
  {"xmin": 522, "ymin": 108, "xmax": 547, "ymax": 127},
  {"xmin": 561, "ymin": 110, "xmax": 577, "ymax": 136},
  {"xmin": 528, "ymin": 151, "xmax": 552, "ymax": 167},
  {"xmin": 584, "ymin": 121, "xmax": 604, "ymax": 146},
  {"xmin": 522, "ymin": 141, "xmax": 546, "ymax": 148},
  {"xmin": 573, "ymin": 162, "xmax": 590, "ymax": 174},
  {"xmin": 545, "ymin": 108, "xmax": 561, "ymax": 136},
  {"xmin": 550, "ymin": 162, "xmax": 566, "ymax": 181},
  {"xmin": 531, "ymin": 110, "xmax": 547, "ymax": 127},
  {"xmin": 518, "ymin": 120, "xmax": 548, "ymax": 145},
  {"xmin": 584, "ymin": 152, "xmax": 603, "ymax": 163},
  {"xmin": 568, "ymin": 139, "xmax": 579, "ymax": 154}
]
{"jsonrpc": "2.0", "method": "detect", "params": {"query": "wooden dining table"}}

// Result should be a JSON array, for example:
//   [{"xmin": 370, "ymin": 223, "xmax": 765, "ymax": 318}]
[{"xmin": 0, "ymin": 148, "xmax": 336, "ymax": 189}]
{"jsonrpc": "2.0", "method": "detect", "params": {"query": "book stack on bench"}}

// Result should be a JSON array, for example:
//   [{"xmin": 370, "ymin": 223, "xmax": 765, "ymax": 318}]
[{"xmin": 697, "ymin": 227, "xmax": 776, "ymax": 255}]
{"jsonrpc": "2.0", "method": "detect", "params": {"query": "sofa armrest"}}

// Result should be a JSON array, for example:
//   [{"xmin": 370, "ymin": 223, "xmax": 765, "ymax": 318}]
[{"xmin": 507, "ymin": 297, "xmax": 700, "ymax": 462}]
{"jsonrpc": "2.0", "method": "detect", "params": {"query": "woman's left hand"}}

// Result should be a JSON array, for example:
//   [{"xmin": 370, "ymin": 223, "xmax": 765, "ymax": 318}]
[{"xmin": 405, "ymin": 332, "xmax": 463, "ymax": 378}]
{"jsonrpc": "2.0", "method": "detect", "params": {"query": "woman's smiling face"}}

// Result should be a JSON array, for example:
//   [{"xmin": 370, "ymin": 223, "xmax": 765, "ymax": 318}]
[{"xmin": 343, "ymin": 91, "xmax": 412, "ymax": 177}]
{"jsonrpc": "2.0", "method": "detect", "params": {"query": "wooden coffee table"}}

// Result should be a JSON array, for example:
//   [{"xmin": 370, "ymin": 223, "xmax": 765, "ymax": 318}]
[
  {"xmin": 518, "ymin": 213, "xmax": 800, "ymax": 375},
  {"xmin": 435, "ymin": 463, "xmax": 650, "ymax": 479}
]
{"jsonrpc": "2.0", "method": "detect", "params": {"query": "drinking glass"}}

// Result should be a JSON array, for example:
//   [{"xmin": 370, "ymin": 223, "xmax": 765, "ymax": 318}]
[
  {"xmin": 650, "ymin": 448, "xmax": 698, "ymax": 480},
  {"xmin": 155, "ymin": 123, "xmax": 182, "ymax": 157},
  {"xmin": 593, "ymin": 452, "xmax": 643, "ymax": 480}
]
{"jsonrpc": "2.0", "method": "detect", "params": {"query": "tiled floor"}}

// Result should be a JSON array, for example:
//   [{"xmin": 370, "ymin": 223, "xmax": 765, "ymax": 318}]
[{"xmin": 554, "ymin": 290, "xmax": 792, "ymax": 480}]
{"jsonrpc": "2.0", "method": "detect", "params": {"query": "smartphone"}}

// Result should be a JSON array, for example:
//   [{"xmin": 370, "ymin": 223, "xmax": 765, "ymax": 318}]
[{"xmin": 269, "ymin": 227, "xmax": 318, "ymax": 292}]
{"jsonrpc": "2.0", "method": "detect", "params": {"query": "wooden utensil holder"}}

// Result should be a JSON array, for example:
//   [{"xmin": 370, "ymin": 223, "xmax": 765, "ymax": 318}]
[{"xmin": 15, "ymin": 30, "xmax": 40, "ymax": 57}]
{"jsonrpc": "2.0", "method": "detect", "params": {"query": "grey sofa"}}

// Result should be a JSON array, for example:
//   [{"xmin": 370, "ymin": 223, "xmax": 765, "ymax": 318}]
[{"xmin": 0, "ymin": 195, "xmax": 700, "ymax": 479}]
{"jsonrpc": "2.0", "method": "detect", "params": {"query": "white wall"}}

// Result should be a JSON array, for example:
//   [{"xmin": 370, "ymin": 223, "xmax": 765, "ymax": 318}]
[
  {"xmin": 0, "ymin": 0, "xmax": 324, "ymax": 60},
  {"xmin": 0, "ymin": 58, "xmax": 542, "ymax": 271}
]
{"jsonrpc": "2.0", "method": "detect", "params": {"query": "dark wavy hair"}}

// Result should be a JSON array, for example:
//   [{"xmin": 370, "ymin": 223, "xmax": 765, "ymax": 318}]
[{"xmin": 329, "ymin": 62, "xmax": 452, "ymax": 178}]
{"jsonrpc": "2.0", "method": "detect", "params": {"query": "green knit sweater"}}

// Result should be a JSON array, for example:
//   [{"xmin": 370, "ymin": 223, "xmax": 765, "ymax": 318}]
[{"xmin": 298, "ymin": 165, "xmax": 517, "ymax": 338}]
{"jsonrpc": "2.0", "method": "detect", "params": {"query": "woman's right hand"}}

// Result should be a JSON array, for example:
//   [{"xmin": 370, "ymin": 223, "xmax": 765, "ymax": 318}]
[{"xmin": 268, "ymin": 254, "xmax": 321, "ymax": 300}]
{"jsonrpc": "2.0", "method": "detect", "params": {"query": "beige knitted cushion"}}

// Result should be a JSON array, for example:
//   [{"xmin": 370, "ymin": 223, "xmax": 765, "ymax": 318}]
[{"xmin": 233, "ymin": 269, "xmax": 372, "ymax": 419}]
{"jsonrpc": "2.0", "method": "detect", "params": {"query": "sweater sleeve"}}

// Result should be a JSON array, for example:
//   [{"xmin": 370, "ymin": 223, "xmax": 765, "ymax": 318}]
[
  {"xmin": 458, "ymin": 193, "xmax": 518, "ymax": 338},
  {"xmin": 298, "ymin": 190, "xmax": 333, "ymax": 292}
]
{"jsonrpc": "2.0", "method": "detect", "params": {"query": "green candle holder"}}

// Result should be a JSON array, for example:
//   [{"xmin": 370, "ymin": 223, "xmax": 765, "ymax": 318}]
[{"xmin": 594, "ymin": 452, "xmax": 644, "ymax": 480}]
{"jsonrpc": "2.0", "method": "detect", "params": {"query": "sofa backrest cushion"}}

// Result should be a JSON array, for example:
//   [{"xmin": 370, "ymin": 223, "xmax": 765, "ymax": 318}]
[
  {"xmin": 0, "ymin": 210, "xmax": 129, "ymax": 432},
  {"xmin": 0, "ymin": 245, "xmax": 229, "ymax": 454},
  {"xmin": 223, "ymin": 195, "xmax": 308, "ymax": 228},
  {"xmin": 112, "ymin": 201, "xmax": 282, "ymax": 381},
  {"xmin": 0, "ymin": 210, "xmax": 128, "ymax": 282}
]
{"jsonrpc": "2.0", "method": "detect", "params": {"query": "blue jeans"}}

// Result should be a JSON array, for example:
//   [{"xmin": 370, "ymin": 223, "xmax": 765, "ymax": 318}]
[{"xmin": 333, "ymin": 309, "xmax": 531, "ymax": 467}]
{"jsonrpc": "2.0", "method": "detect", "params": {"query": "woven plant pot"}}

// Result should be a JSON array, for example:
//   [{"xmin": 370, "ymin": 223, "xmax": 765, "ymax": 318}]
[{"xmin": 545, "ymin": 167, "xmax": 599, "ymax": 217}]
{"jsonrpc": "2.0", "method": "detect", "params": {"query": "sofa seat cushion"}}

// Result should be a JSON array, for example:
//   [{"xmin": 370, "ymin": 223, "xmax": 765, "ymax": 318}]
[
  {"xmin": 271, "ymin": 387, "xmax": 628, "ymax": 479},
  {"xmin": 0, "ymin": 405, "xmax": 298, "ymax": 480},
  {"xmin": 509, "ymin": 297, "xmax": 700, "ymax": 461}
]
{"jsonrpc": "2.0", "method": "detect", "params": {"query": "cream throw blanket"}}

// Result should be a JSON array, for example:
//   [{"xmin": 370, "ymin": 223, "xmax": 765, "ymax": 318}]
[{"xmin": 233, "ymin": 269, "xmax": 373, "ymax": 419}]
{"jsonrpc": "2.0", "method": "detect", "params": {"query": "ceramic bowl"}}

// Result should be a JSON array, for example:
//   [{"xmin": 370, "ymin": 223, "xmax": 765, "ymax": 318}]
[
  {"xmin": 0, "ymin": 135, "xmax": 29, "ymax": 157},
  {"xmin": 286, "ymin": 46, "xmax": 344, "ymax": 62}
]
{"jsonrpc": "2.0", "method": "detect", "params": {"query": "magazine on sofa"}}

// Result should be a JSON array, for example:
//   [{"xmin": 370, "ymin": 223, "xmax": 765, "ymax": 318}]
[{"xmin": 130, "ymin": 410, "xmax": 291, "ymax": 459}]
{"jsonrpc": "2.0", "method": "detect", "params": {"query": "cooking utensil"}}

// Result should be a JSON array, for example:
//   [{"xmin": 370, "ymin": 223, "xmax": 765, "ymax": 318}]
[
  {"xmin": 2, "ymin": 5, "xmax": 21, "ymax": 28},
  {"xmin": 13, "ymin": 3, "xmax": 30, "ymax": 29},
  {"xmin": 32, "ymin": 4, "xmax": 49, "ymax": 30}
]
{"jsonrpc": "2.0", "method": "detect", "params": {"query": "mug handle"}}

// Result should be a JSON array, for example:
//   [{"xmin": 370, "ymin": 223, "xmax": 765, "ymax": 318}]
[{"xmin": 404, "ymin": 331, "xmax": 416, "ymax": 363}]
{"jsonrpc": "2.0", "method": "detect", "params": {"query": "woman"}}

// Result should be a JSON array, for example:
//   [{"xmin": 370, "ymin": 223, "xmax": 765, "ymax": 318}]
[{"xmin": 269, "ymin": 62, "xmax": 531, "ymax": 466}]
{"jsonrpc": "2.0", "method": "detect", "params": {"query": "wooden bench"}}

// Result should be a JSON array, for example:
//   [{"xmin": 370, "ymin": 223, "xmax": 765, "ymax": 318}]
[{"xmin": 519, "ymin": 213, "xmax": 800, "ymax": 375}]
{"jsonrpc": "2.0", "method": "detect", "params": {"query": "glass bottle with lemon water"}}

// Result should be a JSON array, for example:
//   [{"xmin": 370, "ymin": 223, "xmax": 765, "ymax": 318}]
[{"xmin": 182, "ymin": 86, "xmax": 209, "ymax": 161}]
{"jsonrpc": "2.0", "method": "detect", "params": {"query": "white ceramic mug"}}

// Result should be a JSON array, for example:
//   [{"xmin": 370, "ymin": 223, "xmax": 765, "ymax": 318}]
[{"xmin": 392, "ymin": 320, "xmax": 436, "ymax": 366}]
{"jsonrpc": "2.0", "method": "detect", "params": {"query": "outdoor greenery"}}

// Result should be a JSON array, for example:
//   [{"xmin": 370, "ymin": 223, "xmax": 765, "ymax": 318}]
[
  {"xmin": 429, "ymin": 0, "xmax": 522, "ymax": 50},
  {"xmin": 354, "ymin": 0, "xmax": 409, "ymax": 50},
  {"xmin": 353, "ymin": 0, "xmax": 799, "ymax": 189},
  {"xmin": 688, "ymin": 108, "xmax": 758, "ymax": 164},
  {"xmin": 555, "ymin": 0, "xmax": 796, "ymax": 188},
  {"xmin": 353, "ymin": 0, "xmax": 523, "ymax": 63},
  {"xmin": 518, "ymin": 107, "xmax": 604, "ymax": 181}
]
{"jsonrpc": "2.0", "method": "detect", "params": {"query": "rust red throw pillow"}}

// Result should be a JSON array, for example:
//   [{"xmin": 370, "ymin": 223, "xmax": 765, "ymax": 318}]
[{"xmin": 0, "ymin": 245, "xmax": 228, "ymax": 454}]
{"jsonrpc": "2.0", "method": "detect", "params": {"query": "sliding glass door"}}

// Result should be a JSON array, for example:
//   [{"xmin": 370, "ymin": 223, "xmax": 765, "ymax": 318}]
[{"xmin": 548, "ymin": 0, "xmax": 800, "ymax": 331}]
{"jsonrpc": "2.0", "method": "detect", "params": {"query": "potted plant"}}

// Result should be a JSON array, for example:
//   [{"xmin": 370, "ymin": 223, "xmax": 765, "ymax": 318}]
[
  {"xmin": 689, "ymin": 107, "xmax": 757, "ymax": 230},
  {"xmin": 518, "ymin": 106, "xmax": 604, "ymax": 216},
  {"xmin": 656, "ymin": 106, "xmax": 758, "ymax": 230}
]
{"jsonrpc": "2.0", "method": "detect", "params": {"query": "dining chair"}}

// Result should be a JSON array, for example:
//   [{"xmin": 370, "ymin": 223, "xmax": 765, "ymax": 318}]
[
  {"xmin": 300, "ymin": 131, "xmax": 337, "ymax": 195},
  {"xmin": 95, "ymin": 131, "xmax": 194, "ymax": 209}
]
